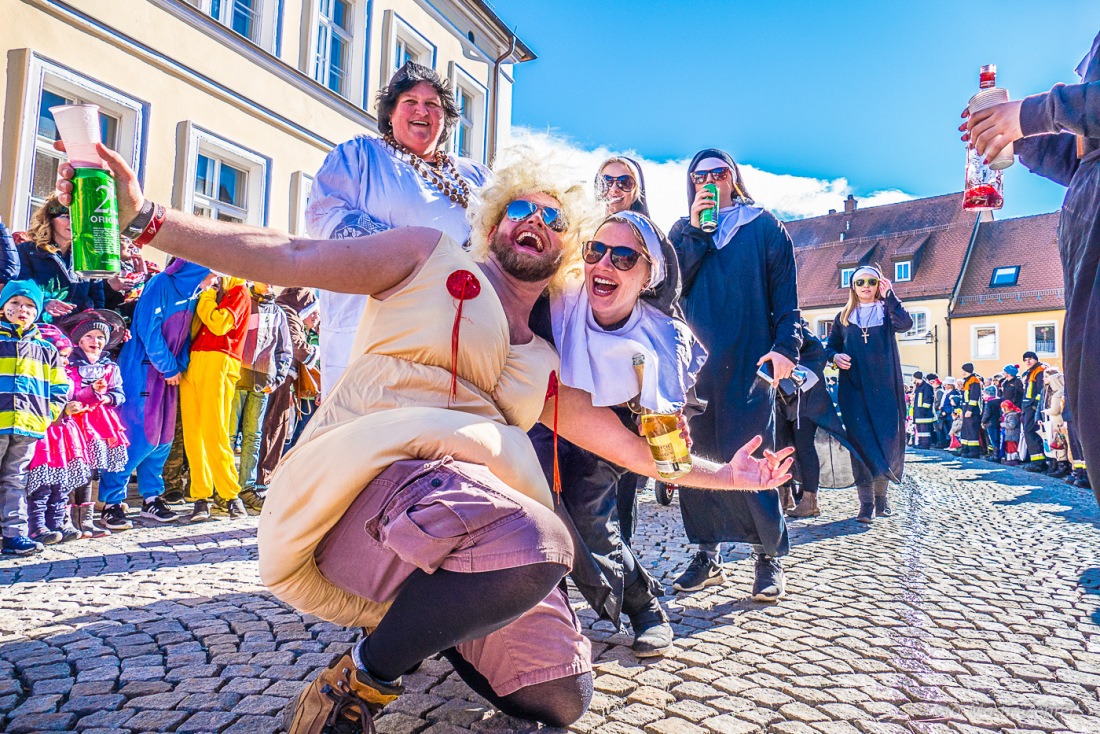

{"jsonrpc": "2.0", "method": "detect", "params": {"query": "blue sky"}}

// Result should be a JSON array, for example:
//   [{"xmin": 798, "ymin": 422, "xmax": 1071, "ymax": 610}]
[{"xmin": 493, "ymin": 0, "xmax": 1100, "ymax": 223}]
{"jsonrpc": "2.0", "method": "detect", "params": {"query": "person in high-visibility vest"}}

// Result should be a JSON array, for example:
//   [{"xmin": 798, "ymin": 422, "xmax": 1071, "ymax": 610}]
[
  {"xmin": 959, "ymin": 364, "xmax": 984, "ymax": 459},
  {"xmin": 912, "ymin": 371, "xmax": 937, "ymax": 449},
  {"xmin": 1020, "ymin": 351, "xmax": 1048, "ymax": 472}
]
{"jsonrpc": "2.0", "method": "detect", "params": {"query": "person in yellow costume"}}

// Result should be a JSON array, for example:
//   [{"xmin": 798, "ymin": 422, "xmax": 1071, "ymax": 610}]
[
  {"xmin": 57, "ymin": 145, "xmax": 795, "ymax": 732},
  {"xmin": 179, "ymin": 275, "xmax": 252, "ymax": 522}
]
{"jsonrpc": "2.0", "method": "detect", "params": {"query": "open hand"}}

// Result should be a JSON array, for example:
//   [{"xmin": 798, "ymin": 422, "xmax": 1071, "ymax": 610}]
[
  {"xmin": 877, "ymin": 276, "xmax": 893, "ymax": 299},
  {"xmin": 45, "ymin": 299, "xmax": 75, "ymax": 318},
  {"xmin": 721, "ymin": 435, "xmax": 794, "ymax": 490},
  {"xmin": 54, "ymin": 141, "xmax": 145, "ymax": 226}
]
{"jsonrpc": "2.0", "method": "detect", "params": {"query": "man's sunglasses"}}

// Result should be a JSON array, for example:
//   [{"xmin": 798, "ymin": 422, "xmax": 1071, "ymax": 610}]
[
  {"xmin": 689, "ymin": 167, "xmax": 732, "ymax": 184},
  {"xmin": 506, "ymin": 199, "xmax": 567, "ymax": 232},
  {"xmin": 582, "ymin": 240, "xmax": 649, "ymax": 271},
  {"xmin": 599, "ymin": 174, "xmax": 636, "ymax": 192},
  {"xmin": 854, "ymin": 278, "xmax": 879, "ymax": 288}
]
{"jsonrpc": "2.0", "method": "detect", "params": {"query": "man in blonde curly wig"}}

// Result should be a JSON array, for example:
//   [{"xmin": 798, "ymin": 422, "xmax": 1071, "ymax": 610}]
[{"xmin": 56, "ymin": 144, "xmax": 794, "ymax": 732}]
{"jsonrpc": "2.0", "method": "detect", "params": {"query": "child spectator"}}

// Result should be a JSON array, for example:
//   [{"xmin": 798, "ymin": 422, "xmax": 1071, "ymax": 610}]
[
  {"xmin": 949, "ymin": 408, "xmax": 964, "ymax": 450},
  {"xmin": 180, "ymin": 276, "xmax": 250, "ymax": 522},
  {"xmin": 26, "ymin": 325, "xmax": 90, "ymax": 543},
  {"xmin": 230, "ymin": 282, "xmax": 291, "ymax": 511},
  {"xmin": 1001, "ymin": 400, "xmax": 1023, "ymax": 464},
  {"xmin": 61, "ymin": 310, "xmax": 129, "ymax": 534},
  {"xmin": 0, "ymin": 280, "xmax": 68, "ymax": 555},
  {"xmin": 981, "ymin": 384, "xmax": 1003, "ymax": 462},
  {"xmin": 98, "ymin": 260, "xmax": 214, "ymax": 525}
]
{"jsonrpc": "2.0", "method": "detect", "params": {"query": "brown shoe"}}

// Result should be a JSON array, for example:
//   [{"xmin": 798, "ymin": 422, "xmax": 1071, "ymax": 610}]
[
  {"xmin": 778, "ymin": 485, "xmax": 795, "ymax": 511},
  {"xmin": 282, "ymin": 652, "xmax": 402, "ymax": 733},
  {"xmin": 786, "ymin": 493, "xmax": 820, "ymax": 518}
]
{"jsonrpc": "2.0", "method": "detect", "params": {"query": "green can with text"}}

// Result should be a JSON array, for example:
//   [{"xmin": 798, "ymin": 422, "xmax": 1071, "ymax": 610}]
[{"xmin": 70, "ymin": 167, "xmax": 121, "ymax": 277}]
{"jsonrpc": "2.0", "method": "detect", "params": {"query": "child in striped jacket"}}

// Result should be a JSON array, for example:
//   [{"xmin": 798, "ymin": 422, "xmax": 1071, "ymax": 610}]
[{"xmin": 0, "ymin": 280, "xmax": 69, "ymax": 555}]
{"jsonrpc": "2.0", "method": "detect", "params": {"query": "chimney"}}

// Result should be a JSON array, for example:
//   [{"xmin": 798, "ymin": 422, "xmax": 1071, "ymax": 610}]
[
  {"xmin": 844, "ymin": 194, "xmax": 858, "ymax": 214},
  {"xmin": 828, "ymin": 208, "xmax": 837, "ymax": 215}
]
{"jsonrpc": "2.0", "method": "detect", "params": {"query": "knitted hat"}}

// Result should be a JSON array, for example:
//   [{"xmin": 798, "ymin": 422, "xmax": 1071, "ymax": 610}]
[
  {"xmin": 1023, "ymin": 351, "xmax": 1039, "ymax": 361},
  {"xmin": 962, "ymin": 362, "xmax": 975, "ymax": 374},
  {"xmin": 927, "ymin": 373, "xmax": 939, "ymax": 381},
  {"xmin": 1003, "ymin": 364, "xmax": 1019, "ymax": 376},
  {"xmin": 913, "ymin": 371, "xmax": 924, "ymax": 380},
  {"xmin": 36, "ymin": 324, "xmax": 73, "ymax": 353},
  {"xmin": 0, "ymin": 279, "xmax": 44, "ymax": 316},
  {"xmin": 58, "ymin": 309, "xmax": 126, "ymax": 350}
]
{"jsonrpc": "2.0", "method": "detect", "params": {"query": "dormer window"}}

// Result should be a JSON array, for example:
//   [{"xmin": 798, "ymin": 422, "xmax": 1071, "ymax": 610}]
[
  {"xmin": 895, "ymin": 260, "xmax": 912, "ymax": 282},
  {"xmin": 840, "ymin": 267, "xmax": 855, "ymax": 288},
  {"xmin": 990, "ymin": 266, "xmax": 1020, "ymax": 287}
]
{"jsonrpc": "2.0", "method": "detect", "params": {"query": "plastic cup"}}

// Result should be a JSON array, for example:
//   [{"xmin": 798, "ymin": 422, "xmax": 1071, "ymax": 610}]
[
  {"xmin": 49, "ymin": 104, "xmax": 106, "ymax": 169},
  {"xmin": 968, "ymin": 88, "xmax": 1015, "ymax": 170}
]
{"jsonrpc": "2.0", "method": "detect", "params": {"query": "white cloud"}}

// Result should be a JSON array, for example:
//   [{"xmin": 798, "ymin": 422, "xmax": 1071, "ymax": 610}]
[{"xmin": 501, "ymin": 127, "xmax": 914, "ymax": 232}]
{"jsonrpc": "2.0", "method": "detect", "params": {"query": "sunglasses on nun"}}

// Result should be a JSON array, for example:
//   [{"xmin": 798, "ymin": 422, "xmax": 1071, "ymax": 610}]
[
  {"xmin": 505, "ymin": 199, "xmax": 568, "ymax": 232},
  {"xmin": 689, "ymin": 167, "xmax": 732, "ymax": 184},
  {"xmin": 599, "ymin": 174, "xmax": 636, "ymax": 192},
  {"xmin": 853, "ymin": 278, "xmax": 879, "ymax": 288},
  {"xmin": 582, "ymin": 240, "xmax": 649, "ymax": 271}
]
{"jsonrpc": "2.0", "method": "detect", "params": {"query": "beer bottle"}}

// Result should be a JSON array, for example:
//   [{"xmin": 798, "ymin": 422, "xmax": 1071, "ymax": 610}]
[{"xmin": 633, "ymin": 354, "xmax": 692, "ymax": 479}]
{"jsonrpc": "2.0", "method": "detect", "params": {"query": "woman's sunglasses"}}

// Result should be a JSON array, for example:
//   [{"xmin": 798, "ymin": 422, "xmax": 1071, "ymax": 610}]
[
  {"xmin": 599, "ymin": 174, "xmax": 636, "ymax": 192},
  {"xmin": 582, "ymin": 240, "xmax": 649, "ymax": 271},
  {"xmin": 689, "ymin": 167, "xmax": 732, "ymax": 184},
  {"xmin": 854, "ymin": 278, "xmax": 879, "ymax": 288},
  {"xmin": 505, "ymin": 199, "xmax": 567, "ymax": 232}
]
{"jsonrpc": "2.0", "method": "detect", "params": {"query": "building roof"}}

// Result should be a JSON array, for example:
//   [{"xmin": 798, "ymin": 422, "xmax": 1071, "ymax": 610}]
[
  {"xmin": 469, "ymin": 1, "xmax": 536, "ymax": 62},
  {"xmin": 785, "ymin": 193, "xmax": 981, "ymax": 310},
  {"xmin": 952, "ymin": 212, "xmax": 1063, "ymax": 318}
]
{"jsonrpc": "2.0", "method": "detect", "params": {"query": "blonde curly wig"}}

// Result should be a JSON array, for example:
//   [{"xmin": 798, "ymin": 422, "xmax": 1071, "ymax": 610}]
[
  {"xmin": 26, "ymin": 193, "xmax": 68, "ymax": 254},
  {"xmin": 467, "ymin": 146, "xmax": 603, "ymax": 294}
]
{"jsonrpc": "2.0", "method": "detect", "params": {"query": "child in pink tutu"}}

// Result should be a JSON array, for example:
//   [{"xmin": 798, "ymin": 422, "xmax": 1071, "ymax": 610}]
[
  {"xmin": 26, "ymin": 325, "xmax": 92, "ymax": 543},
  {"xmin": 61, "ymin": 311, "xmax": 130, "ymax": 535}
]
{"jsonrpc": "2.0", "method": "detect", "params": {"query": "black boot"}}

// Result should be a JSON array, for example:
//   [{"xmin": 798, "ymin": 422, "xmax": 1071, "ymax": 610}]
[
  {"xmin": 1076, "ymin": 472, "xmax": 1092, "ymax": 490},
  {"xmin": 1024, "ymin": 460, "xmax": 1049, "ymax": 473},
  {"xmin": 856, "ymin": 502, "xmax": 874, "ymax": 524},
  {"xmin": 622, "ymin": 576, "xmax": 673, "ymax": 657},
  {"xmin": 874, "ymin": 494, "xmax": 893, "ymax": 517}
]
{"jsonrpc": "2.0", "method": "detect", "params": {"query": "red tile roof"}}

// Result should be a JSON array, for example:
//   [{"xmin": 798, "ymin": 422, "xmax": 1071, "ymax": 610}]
[
  {"xmin": 952, "ymin": 212, "xmax": 1063, "ymax": 317},
  {"xmin": 784, "ymin": 193, "xmax": 981, "ymax": 310}
]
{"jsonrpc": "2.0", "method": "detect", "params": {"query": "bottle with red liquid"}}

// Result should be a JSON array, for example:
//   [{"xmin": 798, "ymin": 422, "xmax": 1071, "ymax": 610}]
[{"xmin": 964, "ymin": 64, "xmax": 1011, "ymax": 211}]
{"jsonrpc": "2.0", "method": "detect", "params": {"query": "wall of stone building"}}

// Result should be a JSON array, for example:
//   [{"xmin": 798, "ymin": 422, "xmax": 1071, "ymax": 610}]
[{"xmin": 950, "ymin": 309, "xmax": 1066, "ymax": 377}]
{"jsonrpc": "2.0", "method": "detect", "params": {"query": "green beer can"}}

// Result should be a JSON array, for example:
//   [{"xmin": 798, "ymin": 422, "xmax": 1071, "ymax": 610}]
[
  {"xmin": 70, "ymin": 168, "xmax": 121, "ymax": 277},
  {"xmin": 699, "ymin": 183, "xmax": 718, "ymax": 233}
]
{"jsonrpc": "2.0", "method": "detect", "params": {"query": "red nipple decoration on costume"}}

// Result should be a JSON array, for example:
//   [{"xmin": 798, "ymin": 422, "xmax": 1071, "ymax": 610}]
[
  {"xmin": 446, "ymin": 270, "xmax": 481, "ymax": 402},
  {"xmin": 545, "ymin": 370, "xmax": 562, "ymax": 501}
]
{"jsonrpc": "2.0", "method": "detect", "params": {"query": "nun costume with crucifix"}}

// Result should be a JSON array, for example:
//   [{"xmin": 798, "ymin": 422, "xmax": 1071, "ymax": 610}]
[{"xmin": 824, "ymin": 266, "xmax": 912, "ymax": 520}]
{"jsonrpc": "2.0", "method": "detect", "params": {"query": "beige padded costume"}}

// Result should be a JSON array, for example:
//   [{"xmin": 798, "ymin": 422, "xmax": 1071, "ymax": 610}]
[{"xmin": 257, "ymin": 236, "xmax": 560, "ymax": 629}]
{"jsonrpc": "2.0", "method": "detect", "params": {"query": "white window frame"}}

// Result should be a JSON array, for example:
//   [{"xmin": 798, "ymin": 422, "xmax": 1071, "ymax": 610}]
[
  {"xmin": 900, "ymin": 308, "xmax": 930, "ymax": 340},
  {"xmin": 383, "ymin": 11, "xmax": 437, "ymax": 87},
  {"xmin": 813, "ymin": 317, "xmax": 833, "ymax": 341},
  {"xmin": 290, "ymin": 171, "xmax": 315, "ymax": 235},
  {"xmin": 448, "ymin": 63, "xmax": 488, "ymax": 163},
  {"xmin": 1028, "ymin": 320, "xmax": 1059, "ymax": 357},
  {"xmin": 971, "ymin": 323, "xmax": 999, "ymax": 361},
  {"xmin": 840, "ymin": 267, "xmax": 855, "ymax": 288},
  {"xmin": 13, "ymin": 55, "xmax": 146, "ymax": 229},
  {"xmin": 177, "ymin": 122, "xmax": 268, "ymax": 226},
  {"xmin": 895, "ymin": 260, "xmax": 912, "ymax": 282},
  {"xmin": 187, "ymin": 0, "xmax": 279, "ymax": 51}
]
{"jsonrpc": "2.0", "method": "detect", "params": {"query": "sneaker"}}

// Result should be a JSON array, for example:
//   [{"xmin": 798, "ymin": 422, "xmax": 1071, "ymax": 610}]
[
  {"xmin": 751, "ymin": 553, "xmax": 786, "ymax": 602},
  {"xmin": 189, "ymin": 499, "xmax": 211, "ymax": 523},
  {"xmin": 211, "ymin": 494, "xmax": 228, "ymax": 514},
  {"xmin": 162, "ymin": 490, "xmax": 186, "ymax": 505},
  {"xmin": 30, "ymin": 530, "xmax": 63, "ymax": 545},
  {"xmin": 238, "ymin": 487, "xmax": 265, "ymax": 513},
  {"xmin": 281, "ymin": 651, "xmax": 402, "ymax": 734},
  {"xmin": 140, "ymin": 496, "xmax": 179, "ymax": 523},
  {"xmin": 2, "ymin": 536, "xmax": 44, "ymax": 556},
  {"xmin": 59, "ymin": 523, "xmax": 82, "ymax": 543},
  {"xmin": 226, "ymin": 498, "xmax": 248, "ymax": 520},
  {"xmin": 101, "ymin": 504, "xmax": 133, "ymax": 531},
  {"xmin": 672, "ymin": 551, "xmax": 726, "ymax": 592}
]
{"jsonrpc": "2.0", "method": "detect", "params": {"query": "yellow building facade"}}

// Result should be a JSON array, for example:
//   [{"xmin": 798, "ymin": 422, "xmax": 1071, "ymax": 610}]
[
  {"xmin": 950, "ymin": 310, "xmax": 1064, "ymax": 376},
  {"xmin": 2, "ymin": 0, "xmax": 532, "ymax": 239}
]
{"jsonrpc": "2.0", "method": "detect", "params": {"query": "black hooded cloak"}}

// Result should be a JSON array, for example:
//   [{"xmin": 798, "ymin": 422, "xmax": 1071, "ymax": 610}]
[
  {"xmin": 824, "ymin": 292, "xmax": 912, "ymax": 483},
  {"xmin": 1013, "ymin": 31, "xmax": 1100, "ymax": 498},
  {"xmin": 670, "ymin": 149, "xmax": 801, "ymax": 552}
]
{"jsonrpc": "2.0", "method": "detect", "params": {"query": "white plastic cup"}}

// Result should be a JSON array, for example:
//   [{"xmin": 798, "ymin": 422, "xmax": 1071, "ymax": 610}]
[
  {"xmin": 968, "ymin": 88, "xmax": 1015, "ymax": 170},
  {"xmin": 49, "ymin": 104, "xmax": 106, "ymax": 169}
]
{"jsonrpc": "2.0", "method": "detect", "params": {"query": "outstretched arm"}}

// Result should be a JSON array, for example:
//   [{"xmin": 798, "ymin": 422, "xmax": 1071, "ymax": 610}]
[
  {"xmin": 54, "ymin": 144, "xmax": 439, "ymax": 298},
  {"xmin": 543, "ymin": 383, "xmax": 793, "ymax": 491}
]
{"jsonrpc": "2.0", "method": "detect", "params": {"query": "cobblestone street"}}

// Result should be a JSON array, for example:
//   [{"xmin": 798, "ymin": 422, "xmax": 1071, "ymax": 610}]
[{"xmin": 2, "ymin": 451, "xmax": 1099, "ymax": 734}]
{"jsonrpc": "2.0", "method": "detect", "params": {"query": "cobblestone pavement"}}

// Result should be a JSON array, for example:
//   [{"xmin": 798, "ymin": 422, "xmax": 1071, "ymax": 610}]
[{"xmin": 2, "ymin": 451, "xmax": 1100, "ymax": 734}]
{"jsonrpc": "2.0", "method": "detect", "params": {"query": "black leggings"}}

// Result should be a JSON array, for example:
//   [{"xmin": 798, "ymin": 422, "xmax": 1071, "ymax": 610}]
[{"xmin": 358, "ymin": 563, "xmax": 590, "ymax": 726}]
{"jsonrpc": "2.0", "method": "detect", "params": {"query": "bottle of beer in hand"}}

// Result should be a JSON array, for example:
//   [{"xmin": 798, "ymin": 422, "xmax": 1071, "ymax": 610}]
[{"xmin": 633, "ymin": 354, "xmax": 692, "ymax": 479}]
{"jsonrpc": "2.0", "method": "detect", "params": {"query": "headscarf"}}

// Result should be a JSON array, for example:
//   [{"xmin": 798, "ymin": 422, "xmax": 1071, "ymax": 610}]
[
  {"xmin": 551, "ymin": 211, "xmax": 708, "ymax": 412},
  {"xmin": 849, "ymin": 265, "xmax": 885, "ymax": 328},
  {"xmin": 685, "ymin": 149, "xmax": 762, "ymax": 249},
  {"xmin": 595, "ymin": 156, "xmax": 650, "ymax": 216}
]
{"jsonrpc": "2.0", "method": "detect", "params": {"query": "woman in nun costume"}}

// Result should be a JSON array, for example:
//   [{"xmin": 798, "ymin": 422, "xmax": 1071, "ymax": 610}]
[
  {"xmin": 824, "ymin": 265, "xmax": 913, "ymax": 523},
  {"xmin": 528, "ymin": 210, "xmax": 707, "ymax": 657},
  {"xmin": 964, "ymin": 30, "xmax": 1100, "ymax": 504},
  {"xmin": 669, "ymin": 148, "xmax": 802, "ymax": 602}
]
